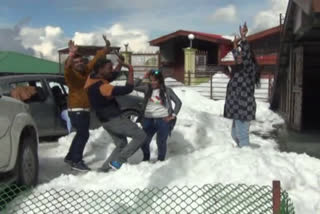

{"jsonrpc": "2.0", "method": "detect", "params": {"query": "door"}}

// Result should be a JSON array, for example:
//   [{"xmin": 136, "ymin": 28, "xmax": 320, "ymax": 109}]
[
  {"xmin": 9, "ymin": 79, "xmax": 56, "ymax": 137},
  {"xmin": 0, "ymin": 96, "xmax": 13, "ymax": 168},
  {"xmin": 291, "ymin": 46, "xmax": 304, "ymax": 131},
  {"xmin": 47, "ymin": 78, "xmax": 69, "ymax": 135}
]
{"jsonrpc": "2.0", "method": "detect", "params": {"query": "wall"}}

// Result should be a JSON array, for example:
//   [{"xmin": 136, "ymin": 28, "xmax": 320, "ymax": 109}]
[
  {"xmin": 250, "ymin": 34, "xmax": 280, "ymax": 56},
  {"xmin": 302, "ymin": 44, "xmax": 320, "ymax": 129}
]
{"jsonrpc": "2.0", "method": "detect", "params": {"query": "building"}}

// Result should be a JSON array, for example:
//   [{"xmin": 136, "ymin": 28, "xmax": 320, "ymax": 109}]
[
  {"xmin": 0, "ymin": 51, "xmax": 59, "ymax": 75},
  {"xmin": 150, "ymin": 26, "xmax": 281, "ymax": 101},
  {"xmin": 271, "ymin": 0, "xmax": 320, "ymax": 131},
  {"xmin": 149, "ymin": 30, "xmax": 232, "ymax": 83}
]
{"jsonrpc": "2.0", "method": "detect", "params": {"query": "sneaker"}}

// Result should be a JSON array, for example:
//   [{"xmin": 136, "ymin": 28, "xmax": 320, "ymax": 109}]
[
  {"xmin": 71, "ymin": 160, "xmax": 91, "ymax": 172},
  {"xmin": 64, "ymin": 156, "xmax": 73, "ymax": 166},
  {"xmin": 109, "ymin": 161, "xmax": 122, "ymax": 170}
]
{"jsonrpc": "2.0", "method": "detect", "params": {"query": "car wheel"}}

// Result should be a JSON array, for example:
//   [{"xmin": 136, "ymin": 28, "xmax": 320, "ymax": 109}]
[
  {"xmin": 121, "ymin": 110, "xmax": 141, "ymax": 124},
  {"xmin": 16, "ymin": 135, "xmax": 39, "ymax": 186}
]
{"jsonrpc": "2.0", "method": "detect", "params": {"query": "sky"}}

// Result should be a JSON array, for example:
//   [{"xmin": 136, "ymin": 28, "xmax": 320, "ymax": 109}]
[
  {"xmin": 0, "ymin": 0, "xmax": 289, "ymax": 61},
  {"xmin": 7, "ymin": 79, "xmax": 319, "ymax": 214}
]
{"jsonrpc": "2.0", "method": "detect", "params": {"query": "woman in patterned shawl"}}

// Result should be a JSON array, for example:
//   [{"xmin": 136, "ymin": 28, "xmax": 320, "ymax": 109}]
[{"xmin": 224, "ymin": 23, "xmax": 261, "ymax": 148}]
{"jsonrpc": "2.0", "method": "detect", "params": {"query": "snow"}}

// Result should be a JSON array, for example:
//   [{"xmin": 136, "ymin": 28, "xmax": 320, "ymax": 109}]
[
  {"xmin": 34, "ymin": 83, "xmax": 320, "ymax": 214},
  {"xmin": 221, "ymin": 50, "xmax": 234, "ymax": 62}
]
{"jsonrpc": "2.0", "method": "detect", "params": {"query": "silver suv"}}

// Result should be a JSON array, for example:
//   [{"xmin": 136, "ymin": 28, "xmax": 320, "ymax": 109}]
[{"xmin": 0, "ymin": 94, "xmax": 39, "ymax": 186}]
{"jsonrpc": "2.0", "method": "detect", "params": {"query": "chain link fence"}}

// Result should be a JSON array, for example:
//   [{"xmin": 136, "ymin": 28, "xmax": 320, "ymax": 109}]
[{"xmin": 0, "ymin": 183, "xmax": 294, "ymax": 214}]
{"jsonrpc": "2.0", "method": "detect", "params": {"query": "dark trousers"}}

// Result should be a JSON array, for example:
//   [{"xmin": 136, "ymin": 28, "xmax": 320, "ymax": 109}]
[
  {"xmin": 141, "ymin": 118, "xmax": 170, "ymax": 161},
  {"xmin": 66, "ymin": 111, "xmax": 90, "ymax": 163}
]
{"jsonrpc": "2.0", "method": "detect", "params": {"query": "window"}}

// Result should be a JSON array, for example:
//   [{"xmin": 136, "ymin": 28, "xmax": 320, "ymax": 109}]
[
  {"xmin": 48, "ymin": 80, "xmax": 68, "ymax": 110},
  {"xmin": 9, "ymin": 80, "xmax": 47, "ymax": 102},
  {"xmin": 196, "ymin": 54, "xmax": 207, "ymax": 66},
  {"xmin": 48, "ymin": 79, "xmax": 69, "ymax": 95}
]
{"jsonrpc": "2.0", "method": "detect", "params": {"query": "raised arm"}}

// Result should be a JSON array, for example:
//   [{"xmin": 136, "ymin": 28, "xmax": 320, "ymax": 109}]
[
  {"xmin": 64, "ymin": 40, "xmax": 86, "ymax": 87},
  {"xmin": 64, "ymin": 40, "xmax": 78, "ymax": 70},
  {"xmin": 134, "ymin": 71, "xmax": 150, "ymax": 93},
  {"xmin": 86, "ymin": 34, "xmax": 112, "ymax": 73},
  {"xmin": 232, "ymin": 35, "xmax": 241, "ymax": 60},
  {"xmin": 114, "ymin": 53, "xmax": 124, "ymax": 72},
  {"xmin": 107, "ymin": 54, "xmax": 125, "ymax": 82},
  {"xmin": 109, "ymin": 64, "xmax": 134, "ymax": 96},
  {"xmin": 239, "ymin": 22, "xmax": 254, "ymax": 67}
]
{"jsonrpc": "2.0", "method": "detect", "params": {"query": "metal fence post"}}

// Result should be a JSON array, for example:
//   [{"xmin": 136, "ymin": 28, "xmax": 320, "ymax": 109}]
[
  {"xmin": 268, "ymin": 73, "xmax": 272, "ymax": 101},
  {"xmin": 188, "ymin": 70, "xmax": 191, "ymax": 86},
  {"xmin": 273, "ymin": 180, "xmax": 281, "ymax": 214}
]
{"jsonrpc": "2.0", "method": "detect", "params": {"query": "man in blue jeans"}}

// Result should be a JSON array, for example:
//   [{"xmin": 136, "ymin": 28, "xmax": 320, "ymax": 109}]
[{"xmin": 64, "ymin": 35, "xmax": 111, "ymax": 171}]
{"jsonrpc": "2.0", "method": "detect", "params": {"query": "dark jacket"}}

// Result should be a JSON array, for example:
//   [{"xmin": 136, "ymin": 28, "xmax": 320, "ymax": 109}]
[
  {"xmin": 84, "ymin": 71, "xmax": 133, "ymax": 122},
  {"xmin": 224, "ymin": 39, "xmax": 257, "ymax": 121}
]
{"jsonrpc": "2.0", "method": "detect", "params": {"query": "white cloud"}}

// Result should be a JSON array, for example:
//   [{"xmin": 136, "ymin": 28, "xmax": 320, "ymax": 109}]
[
  {"xmin": 18, "ymin": 24, "xmax": 158, "ymax": 62},
  {"xmin": 74, "ymin": 24, "xmax": 158, "ymax": 53},
  {"xmin": 19, "ymin": 26, "xmax": 65, "ymax": 61},
  {"xmin": 0, "ymin": 20, "xmax": 35, "ymax": 56},
  {"xmin": 252, "ymin": 0, "xmax": 289, "ymax": 33},
  {"xmin": 209, "ymin": 5, "xmax": 237, "ymax": 23}
]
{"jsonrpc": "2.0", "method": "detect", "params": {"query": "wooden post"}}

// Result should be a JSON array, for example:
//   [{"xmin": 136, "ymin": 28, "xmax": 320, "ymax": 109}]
[
  {"xmin": 210, "ymin": 73, "xmax": 213, "ymax": 99},
  {"xmin": 273, "ymin": 180, "xmax": 281, "ymax": 214}
]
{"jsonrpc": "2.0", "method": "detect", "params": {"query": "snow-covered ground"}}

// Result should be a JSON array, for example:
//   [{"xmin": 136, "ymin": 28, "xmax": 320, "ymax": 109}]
[{"xmin": 36, "ymin": 86, "xmax": 320, "ymax": 214}]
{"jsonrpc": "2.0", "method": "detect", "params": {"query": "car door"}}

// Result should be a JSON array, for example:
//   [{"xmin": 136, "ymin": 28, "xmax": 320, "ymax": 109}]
[
  {"xmin": 9, "ymin": 79, "xmax": 56, "ymax": 137},
  {"xmin": 0, "ymin": 96, "xmax": 14, "ymax": 168},
  {"xmin": 46, "ymin": 78, "xmax": 69, "ymax": 135}
]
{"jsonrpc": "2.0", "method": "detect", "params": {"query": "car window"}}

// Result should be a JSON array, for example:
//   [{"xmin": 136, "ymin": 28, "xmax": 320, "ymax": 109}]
[
  {"xmin": 48, "ymin": 81, "xmax": 66, "ymax": 95},
  {"xmin": 62, "ymin": 84, "xmax": 69, "ymax": 94},
  {"xmin": 47, "ymin": 79, "xmax": 69, "ymax": 95},
  {"xmin": 9, "ymin": 80, "xmax": 47, "ymax": 102}
]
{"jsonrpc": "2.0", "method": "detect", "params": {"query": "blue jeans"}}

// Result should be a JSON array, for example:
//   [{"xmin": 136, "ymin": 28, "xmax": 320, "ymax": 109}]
[
  {"xmin": 141, "ymin": 118, "xmax": 170, "ymax": 161},
  {"xmin": 66, "ymin": 111, "xmax": 90, "ymax": 162},
  {"xmin": 231, "ymin": 120, "xmax": 250, "ymax": 147}
]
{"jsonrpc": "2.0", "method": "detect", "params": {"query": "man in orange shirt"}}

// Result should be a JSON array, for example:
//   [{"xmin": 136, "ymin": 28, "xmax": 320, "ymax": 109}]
[{"xmin": 64, "ymin": 35, "xmax": 111, "ymax": 171}]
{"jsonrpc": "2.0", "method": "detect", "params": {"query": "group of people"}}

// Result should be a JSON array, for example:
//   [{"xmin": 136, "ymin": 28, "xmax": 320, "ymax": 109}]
[
  {"xmin": 63, "ymin": 22, "xmax": 260, "ymax": 172},
  {"xmin": 64, "ymin": 35, "xmax": 182, "ymax": 172}
]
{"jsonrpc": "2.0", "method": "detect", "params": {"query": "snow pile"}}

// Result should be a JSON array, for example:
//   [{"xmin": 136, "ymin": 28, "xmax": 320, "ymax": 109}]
[{"xmin": 36, "ymin": 86, "xmax": 320, "ymax": 214}]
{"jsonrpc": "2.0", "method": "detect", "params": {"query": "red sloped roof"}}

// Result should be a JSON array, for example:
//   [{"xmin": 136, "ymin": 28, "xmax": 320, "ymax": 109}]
[
  {"xmin": 247, "ymin": 25, "xmax": 281, "ymax": 42},
  {"xmin": 149, "ymin": 30, "xmax": 232, "ymax": 46}
]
